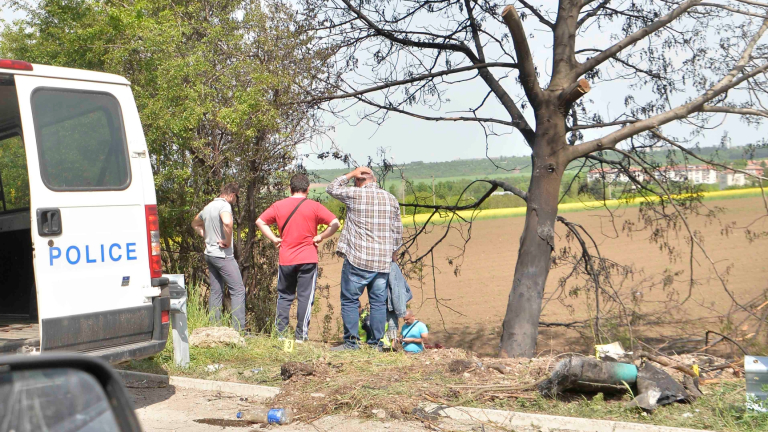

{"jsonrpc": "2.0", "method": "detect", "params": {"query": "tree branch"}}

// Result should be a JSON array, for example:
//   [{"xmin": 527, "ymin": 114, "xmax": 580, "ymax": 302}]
[
  {"xmin": 578, "ymin": 0, "xmax": 702, "ymax": 76},
  {"xmin": 465, "ymin": 0, "xmax": 486, "ymax": 62},
  {"xmin": 735, "ymin": 0, "xmax": 768, "ymax": 8},
  {"xmin": 568, "ymin": 16, "xmax": 768, "ymax": 159},
  {"xmin": 558, "ymin": 78, "xmax": 591, "ymax": 113},
  {"xmin": 336, "ymin": 0, "xmax": 536, "ymax": 145},
  {"xmin": 701, "ymin": 104, "xmax": 768, "ymax": 118},
  {"xmin": 517, "ymin": 0, "xmax": 555, "ymax": 28},
  {"xmin": 400, "ymin": 178, "xmax": 527, "ymax": 211},
  {"xmin": 308, "ymin": 62, "xmax": 517, "ymax": 103},
  {"xmin": 338, "ymin": 0, "xmax": 477, "ymax": 58},
  {"xmin": 570, "ymin": 118, "xmax": 637, "ymax": 130},
  {"xmin": 577, "ymin": 0, "xmax": 612, "ymax": 28},
  {"xmin": 351, "ymin": 95, "xmax": 521, "ymax": 128},
  {"xmin": 502, "ymin": 5, "xmax": 544, "ymax": 106},
  {"xmin": 698, "ymin": 2, "xmax": 768, "ymax": 19}
]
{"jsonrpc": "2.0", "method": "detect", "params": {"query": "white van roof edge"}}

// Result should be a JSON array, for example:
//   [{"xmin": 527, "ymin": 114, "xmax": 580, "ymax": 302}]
[{"xmin": 6, "ymin": 63, "xmax": 130, "ymax": 86}]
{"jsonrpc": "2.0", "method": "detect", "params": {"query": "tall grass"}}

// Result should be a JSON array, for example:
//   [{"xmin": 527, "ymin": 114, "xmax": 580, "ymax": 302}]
[{"xmin": 185, "ymin": 282, "xmax": 235, "ymax": 331}]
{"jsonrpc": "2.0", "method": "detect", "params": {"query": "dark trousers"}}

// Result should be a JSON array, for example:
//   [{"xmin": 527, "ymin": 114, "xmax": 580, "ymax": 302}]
[
  {"xmin": 275, "ymin": 263, "xmax": 318, "ymax": 341},
  {"xmin": 205, "ymin": 255, "xmax": 246, "ymax": 331}
]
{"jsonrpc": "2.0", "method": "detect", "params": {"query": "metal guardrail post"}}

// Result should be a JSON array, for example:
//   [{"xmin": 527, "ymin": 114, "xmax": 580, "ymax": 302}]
[
  {"xmin": 746, "ymin": 355, "xmax": 768, "ymax": 412},
  {"xmin": 164, "ymin": 274, "xmax": 189, "ymax": 368}
]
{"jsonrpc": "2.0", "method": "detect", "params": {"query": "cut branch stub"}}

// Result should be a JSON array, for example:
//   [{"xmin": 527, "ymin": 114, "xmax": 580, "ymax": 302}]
[
  {"xmin": 501, "ymin": 5, "xmax": 543, "ymax": 106},
  {"xmin": 558, "ymin": 79, "xmax": 591, "ymax": 113}
]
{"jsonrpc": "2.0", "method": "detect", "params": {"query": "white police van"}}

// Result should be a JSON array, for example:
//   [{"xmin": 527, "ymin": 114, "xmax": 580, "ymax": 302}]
[{"xmin": 0, "ymin": 59, "xmax": 170, "ymax": 362}]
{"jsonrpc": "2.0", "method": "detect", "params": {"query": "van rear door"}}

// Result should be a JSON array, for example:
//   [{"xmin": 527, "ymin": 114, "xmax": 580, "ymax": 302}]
[{"xmin": 14, "ymin": 75, "xmax": 156, "ymax": 352}]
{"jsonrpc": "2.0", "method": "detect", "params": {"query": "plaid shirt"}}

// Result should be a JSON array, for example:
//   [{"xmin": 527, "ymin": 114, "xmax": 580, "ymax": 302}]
[{"xmin": 327, "ymin": 176, "xmax": 402, "ymax": 273}]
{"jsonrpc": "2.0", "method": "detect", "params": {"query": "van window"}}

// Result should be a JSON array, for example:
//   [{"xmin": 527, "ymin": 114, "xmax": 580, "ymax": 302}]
[
  {"xmin": 0, "ymin": 134, "xmax": 30, "ymax": 211},
  {"xmin": 30, "ymin": 89, "xmax": 130, "ymax": 191}
]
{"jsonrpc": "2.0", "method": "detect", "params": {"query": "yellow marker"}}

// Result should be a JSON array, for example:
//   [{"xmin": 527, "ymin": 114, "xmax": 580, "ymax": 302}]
[
  {"xmin": 692, "ymin": 364, "xmax": 700, "ymax": 377},
  {"xmin": 283, "ymin": 339, "xmax": 294, "ymax": 353}
]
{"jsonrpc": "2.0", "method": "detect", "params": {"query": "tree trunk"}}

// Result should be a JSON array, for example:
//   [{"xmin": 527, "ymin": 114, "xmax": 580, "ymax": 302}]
[{"xmin": 499, "ymin": 106, "xmax": 566, "ymax": 358}]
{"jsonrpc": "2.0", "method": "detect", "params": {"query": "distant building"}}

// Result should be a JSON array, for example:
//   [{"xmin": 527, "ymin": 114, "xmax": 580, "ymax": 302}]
[
  {"xmin": 719, "ymin": 170, "xmax": 746, "ymax": 188},
  {"xmin": 658, "ymin": 165, "xmax": 718, "ymax": 184},
  {"xmin": 745, "ymin": 161, "xmax": 765, "ymax": 178},
  {"xmin": 587, "ymin": 164, "xmax": 721, "ymax": 185},
  {"xmin": 587, "ymin": 167, "xmax": 646, "ymax": 183}
]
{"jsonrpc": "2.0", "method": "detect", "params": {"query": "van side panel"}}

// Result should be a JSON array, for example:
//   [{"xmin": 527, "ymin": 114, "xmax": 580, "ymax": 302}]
[{"xmin": 14, "ymin": 75, "xmax": 157, "ymax": 353}]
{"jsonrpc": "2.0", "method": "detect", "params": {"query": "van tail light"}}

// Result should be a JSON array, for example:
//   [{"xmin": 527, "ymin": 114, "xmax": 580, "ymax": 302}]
[
  {"xmin": 145, "ymin": 205, "xmax": 162, "ymax": 278},
  {"xmin": 161, "ymin": 310, "xmax": 169, "ymax": 324},
  {"xmin": 0, "ymin": 59, "xmax": 33, "ymax": 71}
]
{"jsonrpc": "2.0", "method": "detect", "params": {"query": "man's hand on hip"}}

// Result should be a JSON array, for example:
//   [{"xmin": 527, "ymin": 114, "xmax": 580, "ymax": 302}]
[
  {"xmin": 313, "ymin": 235, "xmax": 323, "ymax": 246},
  {"xmin": 392, "ymin": 251, "xmax": 398, "ymax": 262},
  {"xmin": 217, "ymin": 239, "xmax": 230, "ymax": 248},
  {"xmin": 272, "ymin": 237, "xmax": 283, "ymax": 248}
]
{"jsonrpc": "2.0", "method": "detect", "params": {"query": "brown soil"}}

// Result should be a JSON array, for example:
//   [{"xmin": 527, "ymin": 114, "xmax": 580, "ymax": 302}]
[{"xmin": 309, "ymin": 196, "xmax": 768, "ymax": 356}]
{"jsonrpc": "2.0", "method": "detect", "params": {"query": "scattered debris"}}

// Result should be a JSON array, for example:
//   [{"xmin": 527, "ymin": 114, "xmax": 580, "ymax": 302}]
[
  {"xmin": 682, "ymin": 375, "xmax": 703, "ymax": 400},
  {"xmin": 538, "ymin": 356, "xmax": 637, "ymax": 397},
  {"xmin": 487, "ymin": 363, "xmax": 511, "ymax": 374},
  {"xmin": 628, "ymin": 362, "xmax": 690, "ymax": 412},
  {"xmin": 123, "ymin": 379, "xmax": 168, "ymax": 389},
  {"xmin": 595, "ymin": 342, "xmax": 633, "ymax": 363},
  {"xmin": 281, "ymin": 361, "xmax": 314, "ymax": 381},
  {"xmin": 411, "ymin": 407, "xmax": 439, "ymax": 422},
  {"xmin": 447, "ymin": 359, "xmax": 475, "ymax": 374},
  {"xmin": 194, "ymin": 418, "xmax": 249, "ymax": 428},
  {"xmin": 310, "ymin": 393, "xmax": 325, "ymax": 398},
  {"xmin": 206, "ymin": 364, "xmax": 224, "ymax": 372},
  {"xmin": 189, "ymin": 327, "xmax": 245, "ymax": 348},
  {"xmin": 640, "ymin": 352, "xmax": 698, "ymax": 378},
  {"xmin": 372, "ymin": 409, "xmax": 387, "ymax": 419},
  {"xmin": 240, "ymin": 367, "xmax": 263, "ymax": 378}
]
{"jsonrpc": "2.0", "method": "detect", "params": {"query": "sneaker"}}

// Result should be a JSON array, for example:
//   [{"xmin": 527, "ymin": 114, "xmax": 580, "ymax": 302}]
[
  {"xmin": 295, "ymin": 339, "xmax": 305, "ymax": 344},
  {"xmin": 329, "ymin": 344, "xmax": 359, "ymax": 352}
]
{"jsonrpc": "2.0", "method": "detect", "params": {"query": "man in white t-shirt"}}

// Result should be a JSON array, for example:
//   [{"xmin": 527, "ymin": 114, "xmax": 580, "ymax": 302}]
[{"xmin": 191, "ymin": 183, "xmax": 245, "ymax": 330}]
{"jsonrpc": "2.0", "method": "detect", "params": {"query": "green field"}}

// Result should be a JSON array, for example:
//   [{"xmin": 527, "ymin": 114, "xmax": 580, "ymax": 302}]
[{"xmin": 405, "ymin": 172, "xmax": 529, "ymax": 186}]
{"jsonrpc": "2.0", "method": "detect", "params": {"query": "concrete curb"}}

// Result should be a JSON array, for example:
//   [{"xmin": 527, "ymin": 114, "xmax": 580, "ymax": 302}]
[
  {"xmin": 423, "ymin": 403, "xmax": 712, "ymax": 432},
  {"xmin": 117, "ymin": 369, "xmax": 280, "ymax": 400}
]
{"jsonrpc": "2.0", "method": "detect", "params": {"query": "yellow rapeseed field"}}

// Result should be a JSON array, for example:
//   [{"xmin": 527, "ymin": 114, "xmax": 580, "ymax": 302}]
[{"xmin": 402, "ymin": 187, "xmax": 765, "ymax": 226}]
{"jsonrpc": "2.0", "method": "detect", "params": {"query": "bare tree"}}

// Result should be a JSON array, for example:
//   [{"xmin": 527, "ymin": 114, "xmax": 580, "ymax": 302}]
[{"xmin": 303, "ymin": 0, "xmax": 768, "ymax": 357}]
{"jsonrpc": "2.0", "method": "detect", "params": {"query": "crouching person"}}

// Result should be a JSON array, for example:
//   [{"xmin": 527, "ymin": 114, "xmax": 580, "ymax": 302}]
[{"xmin": 399, "ymin": 311, "xmax": 428, "ymax": 353}]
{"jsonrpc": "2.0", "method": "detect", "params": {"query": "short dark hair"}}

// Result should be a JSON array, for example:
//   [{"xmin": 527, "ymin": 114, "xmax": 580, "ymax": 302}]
[
  {"xmin": 220, "ymin": 182, "xmax": 240, "ymax": 196},
  {"xmin": 290, "ymin": 174, "xmax": 310, "ymax": 194}
]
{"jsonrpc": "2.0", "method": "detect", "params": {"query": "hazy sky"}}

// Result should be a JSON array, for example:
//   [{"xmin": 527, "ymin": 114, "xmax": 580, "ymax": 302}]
[{"xmin": 2, "ymin": 2, "xmax": 763, "ymax": 172}]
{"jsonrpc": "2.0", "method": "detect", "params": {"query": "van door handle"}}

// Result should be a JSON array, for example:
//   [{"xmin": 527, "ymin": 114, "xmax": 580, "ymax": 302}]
[{"xmin": 36, "ymin": 208, "xmax": 62, "ymax": 236}]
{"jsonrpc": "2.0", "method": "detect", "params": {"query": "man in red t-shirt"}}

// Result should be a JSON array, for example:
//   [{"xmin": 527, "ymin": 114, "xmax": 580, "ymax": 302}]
[{"xmin": 256, "ymin": 174, "xmax": 340, "ymax": 342}]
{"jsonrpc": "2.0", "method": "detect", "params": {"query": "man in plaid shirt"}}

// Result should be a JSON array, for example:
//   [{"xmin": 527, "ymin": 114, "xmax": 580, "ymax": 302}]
[{"xmin": 327, "ymin": 166, "xmax": 402, "ymax": 350}]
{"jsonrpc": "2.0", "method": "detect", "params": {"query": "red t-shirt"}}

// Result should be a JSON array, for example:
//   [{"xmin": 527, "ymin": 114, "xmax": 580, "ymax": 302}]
[{"xmin": 258, "ymin": 197, "xmax": 337, "ymax": 265}]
